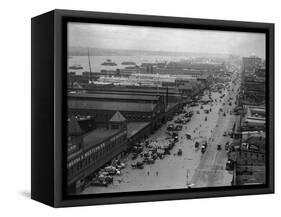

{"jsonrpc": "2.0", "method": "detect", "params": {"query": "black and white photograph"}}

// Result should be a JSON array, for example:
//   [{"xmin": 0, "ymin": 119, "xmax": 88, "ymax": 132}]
[{"xmin": 66, "ymin": 22, "xmax": 267, "ymax": 195}]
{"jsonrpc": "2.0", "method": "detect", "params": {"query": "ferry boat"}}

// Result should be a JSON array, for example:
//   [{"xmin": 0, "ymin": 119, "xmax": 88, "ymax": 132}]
[
  {"xmin": 101, "ymin": 59, "xmax": 117, "ymax": 66},
  {"xmin": 69, "ymin": 64, "xmax": 83, "ymax": 70},
  {"xmin": 121, "ymin": 61, "xmax": 136, "ymax": 65}
]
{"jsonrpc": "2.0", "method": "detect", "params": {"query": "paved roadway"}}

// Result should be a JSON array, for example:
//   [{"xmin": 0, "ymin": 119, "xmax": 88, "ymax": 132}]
[{"xmin": 190, "ymin": 87, "xmax": 239, "ymax": 187}]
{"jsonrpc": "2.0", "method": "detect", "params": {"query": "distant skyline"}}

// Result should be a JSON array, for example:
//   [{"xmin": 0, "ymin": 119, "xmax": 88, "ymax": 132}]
[{"xmin": 68, "ymin": 22, "xmax": 266, "ymax": 59}]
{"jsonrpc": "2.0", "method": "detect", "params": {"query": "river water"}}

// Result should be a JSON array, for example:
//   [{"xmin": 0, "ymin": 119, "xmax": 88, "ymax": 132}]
[{"xmin": 68, "ymin": 55, "xmax": 188, "ymax": 74}]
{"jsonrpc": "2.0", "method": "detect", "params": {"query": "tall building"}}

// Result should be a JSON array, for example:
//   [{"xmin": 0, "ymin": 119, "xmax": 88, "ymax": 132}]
[{"xmin": 242, "ymin": 56, "xmax": 262, "ymax": 74}]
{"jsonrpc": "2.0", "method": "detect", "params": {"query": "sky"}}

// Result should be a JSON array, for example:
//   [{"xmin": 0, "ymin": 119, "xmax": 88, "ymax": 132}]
[{"xmin": 68, "ymin": 22, "xmax": 266, "ymax": 58}]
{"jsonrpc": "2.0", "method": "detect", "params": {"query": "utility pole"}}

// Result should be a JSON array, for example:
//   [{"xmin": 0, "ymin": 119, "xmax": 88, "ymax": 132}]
[{"xmin": 88, "ymin": 48, "xmax": 92, "ymax": 84}]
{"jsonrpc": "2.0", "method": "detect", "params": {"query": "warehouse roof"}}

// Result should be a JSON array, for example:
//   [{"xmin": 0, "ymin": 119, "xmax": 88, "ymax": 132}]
[
  {"xmin": 83, "ymin": 128, "xmax": 120, "ymax": 149},
  {"xmin": 68, "ymin": 92, "xmax": 160, "ymax": 101},
  {"xmin": 127, "ymin": 122, "xmax": 150, "ymax": 138},
  {"xmin": 68, "ymin": 100, "xmax": 156, "ymax": 112},
  {"xmin": 178, "ymin": 84, "xmax": 193, "ymax": 90},
  {"xmin": 76, "ymin": 86, "xmax": 180, "ymax": 94}
]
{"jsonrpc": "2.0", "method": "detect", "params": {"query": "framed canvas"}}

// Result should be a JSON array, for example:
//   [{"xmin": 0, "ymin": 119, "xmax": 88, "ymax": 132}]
[{"xmin": 31, "ymin": 9, "xmax": 274, "ymax": 207}]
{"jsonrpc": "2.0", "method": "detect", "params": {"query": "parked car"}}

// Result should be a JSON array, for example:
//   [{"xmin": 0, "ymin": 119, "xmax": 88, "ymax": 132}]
[
  {"xmin": 167, "ymin": 124, "xmax": 175, "ymax": 131},
  {"xmin": 225, "ymin": 142, "xmax": 230, "ymax": 150},
  {"xmin": 175, "ymin": 125, "xmax": 183, "ymax": 131},
  {"xmin": 177, "ymin": 149, "xmax": 182, "ymax": 156},
  {"xmin": 131, "ymin": 161, "xmax": 144, "ymax": 169},
  {"xmin": 201, "ymin": 145, "xmax": 206, "ymax": 153},
  {"xmin": 186, "ymin": 133, "xmax": 191, "ymax": 139},
  {"xmin": 226, "ymin": 160, "xmax": 234, "ymax": 170}
]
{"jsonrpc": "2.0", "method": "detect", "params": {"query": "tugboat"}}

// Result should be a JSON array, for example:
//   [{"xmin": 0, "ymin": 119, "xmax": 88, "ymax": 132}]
[
  {"xmin": 69, "ymin": 64, "xmax": 83, "ymax": 70},
  {"xmin": 101, "ymin": 59, "xmax": 117, "ymax": 66}
]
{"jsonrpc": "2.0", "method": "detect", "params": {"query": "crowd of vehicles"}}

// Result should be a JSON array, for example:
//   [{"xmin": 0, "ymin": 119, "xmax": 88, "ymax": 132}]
[{"xmin": 87, "ymin": 83, "xmax": 239, "ymax": 189}]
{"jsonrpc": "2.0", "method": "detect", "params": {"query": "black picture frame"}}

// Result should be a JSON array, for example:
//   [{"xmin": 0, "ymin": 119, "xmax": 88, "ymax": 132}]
[{"xmin": 31, "ymin": 9, "xmax": 274, "ymax": 207}]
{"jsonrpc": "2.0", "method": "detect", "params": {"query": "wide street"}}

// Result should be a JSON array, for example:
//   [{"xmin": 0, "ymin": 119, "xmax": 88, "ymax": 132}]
[{"xmin": 82, "ymin": 73, "xmax": 241, "ymax": 194}]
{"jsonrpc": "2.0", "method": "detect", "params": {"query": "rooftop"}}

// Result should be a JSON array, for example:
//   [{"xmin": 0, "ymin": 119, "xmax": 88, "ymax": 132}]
[
  {"xmin": 244, "ymin": 118, "xmax": 266, "ymax": 124},
  {"xmin": 109, "ymin": 111, "xmax": 126, "ymax": 122},
  {"xmin": 127, "ymin": 122, "xmax": 150, "ymax": 138},
  {"xmin": 83, "ymin": 128, "xmax": 120, "ymax": 149},
  {"xmin": 178, "ymin": 84, "xmax": 193, "ymax": 90},
  {"xmin": 68, "ymin": 92, "xmax": 160, "ymax": 101},
  {"xmin": 68, "ymin": 100, "xmax": 157, "ymax": 112}
]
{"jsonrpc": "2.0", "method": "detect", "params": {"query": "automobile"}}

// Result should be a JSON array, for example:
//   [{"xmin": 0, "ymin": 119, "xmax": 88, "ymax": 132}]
[
  {"xmin": 144, "ymin": 157, "xmax": 155, "ymax": 164},
  {"xmin": 92, "ymin": 174, "xmax": 113, "ymax": 186},
  {"xmin": 132, "ymin": 153, "xmax": 138, "ymax": 160},
  {"xmin": 200, "ymin": 105, "xmax": 204, "ymax": 109},
  {"xmin": 225, "ymin": 142, "xmax": 230, "ymax": 150},
  {"xmin": 90, "ymin": 179, "xmax": 108, "ymax": 187},
  {"xmin": 104, "ymin": 175, "xmax": 114, "ymax": 183},
  {"xmin": 164, "ymin": 149, "xmax": 171, "ymax": 155},
  {"xmin": 223, "ymin": 112, "xmax": 226, "ymax": 116},
  {"xmin": 104, "ymin": 166, "xmax": 117, "ymax": 173},
  {"xmin": 167, "ymin": 116, "xmax": 173, "ymax": 121},
  {"xmin": 226, "ymin": 160, "xmax": 234, "ymax": 170},
  {"xmin": 167, "ymin": 124, "xmax": 175, "ymax": 131},
  {"xmin": 186, "ymin": 133, "xmax": 191, "ymax": 139},
  {"xmin": 229, "ymin": 102, "xmax": 232, "ymax": 106},
  {"xmin": 174, "ymin": 118, "xmax": 182, "ymax": 124},
  {"xmin": 165, "ymin": 136, "xmax": 172, "ymax": 140},
  {"xmin": 190, "ymin": 102, "xmax": 199, "ymax": 107},
  {"xmin": 116, "ymin": 162, "xmax": 125, "ymax": 170},
  {"xmin": 132, "ymin": 145, "xmax": 143, "ymax": 153},
  {"xmin": 168, "ymin": 142, "xmax": 175, "ymax": 150},
  {"xmin": 181, "ymin": 119, "xmax": 187, "ymax": 124},
  {"xmin": 194, "ymin": 141, "xmax": 200, "ymax": 148},
  {"xmin": 185, "ymin": 111, "xmax": 194, "ymax": 118},
  {"xmin": 204, "ymin": 109, "xmax": 209, "ymax": 114},
  {"xmin": 184, "ymin": 113, "xmax": 190, "ymax": 118},
  {"xmin": 131, "ymin": 161, "xmax": 144, "ymax": 169},
  {"xmin": 223, "ymin": 131, "xmax": 227, "ymax": 136},
  {"xmin": 177, "ymin": 149, "xmax": 182, "ymax": 156},
  {"xmin": 175, "ymin": 125, "xmax": 183, "ymax": 131},
  {"xmin": 201, "ymin": 145, "xmax": 206, "ymax": 153},
  {"xmin": 205, "ymin": 117, "xmax": 207, "ymax": 121},
  {"xmin": 217, "ymin": 145, "xmax": 222, "ymax": 150}
]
